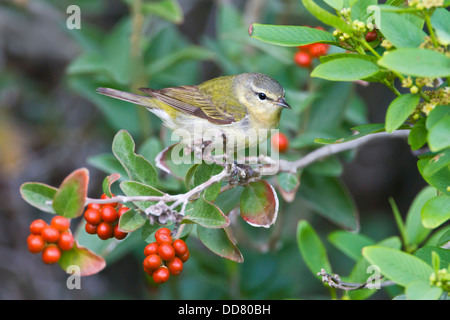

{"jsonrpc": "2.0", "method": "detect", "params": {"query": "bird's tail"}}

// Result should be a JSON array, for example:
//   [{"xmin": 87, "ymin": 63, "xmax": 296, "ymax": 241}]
[{"xmin": 96, "ymin": 87, "xmax": 155, "ymax": 108}]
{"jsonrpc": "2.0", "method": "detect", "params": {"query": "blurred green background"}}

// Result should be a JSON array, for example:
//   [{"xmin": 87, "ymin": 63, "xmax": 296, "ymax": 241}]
[{"xmin": 0, "ymin": 0, "xmax": 426, "ymax": 299}]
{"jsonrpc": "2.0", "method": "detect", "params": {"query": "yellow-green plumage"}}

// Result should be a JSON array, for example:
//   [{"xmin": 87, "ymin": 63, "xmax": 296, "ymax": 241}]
[{"xmin": 97, "ymin": 73, "xmax": 290, "ymax": 148}]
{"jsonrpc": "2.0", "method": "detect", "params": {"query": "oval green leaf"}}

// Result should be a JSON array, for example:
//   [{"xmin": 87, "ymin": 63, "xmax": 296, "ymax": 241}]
[
  {"xmin": 58, "ymin": 241, "xmax": 106, "ymax": 276},
  {"xmin": 52, "ymin": 168, "xmax": 89, "ymax": 218},
  {"xmin": 249, "ymin": 24, "xmax": 337, "ymax": 47},
  {"xmin": 385, "ymin": 94, "xmax": 420, "ymax": 133},
  {"xmin": 297, "ymin": 220, "xmax": 332, "ymax": 276},
  {"xmin": 421, "ymin": 195, "xmax": 450, "ymax": 228},
  {"xmin": 197, "ymin": 226, "xmax": 244, "ymax": 263},
  {"xmin": 240, "ymin": 180, "xmax": 279, "ymax": 228},
  {"xmin": 362, "ymin": 246, "xmax": 434, "ymax": 287},
  {"xmin": 20, "ymin": 182, "xmax": 57, "ymax": 214},
  {"xmin": 378, "ymin": 49, "xmax": 450, "ymax": 77},
  {"xmin": 311, "ymin": 58, "xmax": 380, "ymax": 81}
]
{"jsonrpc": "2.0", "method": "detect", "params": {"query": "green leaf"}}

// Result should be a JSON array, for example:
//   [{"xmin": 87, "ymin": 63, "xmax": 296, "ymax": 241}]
[
  {"xmin": 240, "ymin": 180, "xmax": 279, "ymax": 228},
  {"xmin": 423, "ymin": 148, "xmax": 450, "ymax": 177},
  {"xmin": 405, "ymin": 186, "xmax": 437, "ymax": 247},
  {"xmin": 183, "ymin": 195, "xmax": 230, "ymax": 229},
  {"xmin": 408, "ymin": 118, "xmax": 428, "ymax": 150},
  {"xmin": 378, "ymin": 11, "xmax": 427, "ymax": 48},
  {"xmin": 431, "ymin": 8, "xmax": 450, "ymax": 45},
  {"xmin": 378, "ymin": 48, "xmax": 450, "ymax": 78},
  {"xmin": 428, "ymin": 115, "xmax": 450, "ymax": 152},
  {"xmin": 277, "ymin": 172, "xmax": 301, "ymax": 202},
  {"xmin": 351, "ymin": 0, "xmax": 378, "ymax": 22},
  {"xmin": 52, "ymin": 168, "xmax": 89, "ymax": 218},
  {"xmin": 312, "ymin": 58, "xmax": 380, "ymax": 81},
  {"xmin": 58, "ymin": 241, "xmax": 106, "ymax": 276},
  {"xmin": 299, "ymin": 173, "xmax": 359, "ymax": 230},
  {"xmin": 328, "ymin": 231, "xmax": 375, "ymax": 261},
  {"xmin": 112, "ymin": 130, "xmax": 157, "ymax": 186},
  {"xmin": 426, "ymin": 105, "xmax": 450, "ymax": 130},
  {"xmin": 414, "ymin": 246, "xmax": 450, "ymax": 269},
  {"xmin": 417, "ymin": 158, "xmax": 450, "ymax": 195},
  {"xmin": 102, "ymin": 173, "xmax": 121, "ymax": 198},
  {"xmin": 301, "ymin": 0, "xmax": 353, "ymax": 33},
  {"xmin": 118, "ymin": 208, "xmax": 146, "ymax": 232},
  {"xmin": 142, "ymin": 0, "xmax": 183, "ymax": 24},
  {"xmin": 119, "ymin": 181, "xmax": 163, "ymax": 210},
  {"xmin": 362, "ymin": 246, "xmax": 434, "ymax": 286},
  {"xmin": 197, "ymin": 226, "xmax": 244, "ymax": 263},
  {"xmin": 297, "ymin": 220, "xmax": 332, "ymax": 276},
  {"xmin": 421, "ymin": 195, "xmax": 450, "ymax": 228},
  {"xmin": 385, "ymin": 94, "xmax": 420, "ymax": 133},
  {"xmin": 324, "ymin": 0, "xmax": 344, "ymax": 10},
  {"xmin": 406, "ymin": 281, "xmax": 443, "ymax": 300},
  {"xmin": 193, "ymin": 163, "xmax": 223, "ymax": 202},
  {"xmin": 249, "ymin": 24, "xmax": 337, "ymax": 47},
  {"xmin": 20, "ymin": 182, "xmax": 57, "ymax": 214},
  {"xmin": 347, "ymin": 236, "xmax": 402, "ymax": 300}
]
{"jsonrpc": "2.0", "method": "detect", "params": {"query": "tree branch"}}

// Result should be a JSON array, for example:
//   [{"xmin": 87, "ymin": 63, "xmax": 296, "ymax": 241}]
[{"xmin": 278, "ymin": 130, "xmax": 410, "ymax": 173}]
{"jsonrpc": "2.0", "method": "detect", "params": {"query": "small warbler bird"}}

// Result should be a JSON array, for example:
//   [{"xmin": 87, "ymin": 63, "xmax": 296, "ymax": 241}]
[{"xmin": 97, "ymin": 73, "xmax": 290, "ymax": 150}]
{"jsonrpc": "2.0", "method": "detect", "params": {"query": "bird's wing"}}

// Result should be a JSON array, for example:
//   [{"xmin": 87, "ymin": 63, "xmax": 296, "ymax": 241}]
[{"xmin": 138, "ymin": 85, "xmax": 246, "ymax": 125}]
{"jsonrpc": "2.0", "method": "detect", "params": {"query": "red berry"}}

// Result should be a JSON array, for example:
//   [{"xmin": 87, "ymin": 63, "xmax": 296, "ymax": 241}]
[
  {"xmin": 51, "ymin": 215, "xmax": 70, "ymax": 232},
  {"xmin": 167, "ymin": 257, "xmax": 183, "ymax": 276},
  {"xmin": 87, "ymin": 203, "xmax": 102, "ymax": 211},
  {"xmin": 113, "ymin": 224, "xmax": 128, "ymax": 240},
  {"xmin": 118, "ymin": 206, "xmax": 130, "ymax": 217},
  {"xmin": 298, "ymin": 43, "xmax": 315, "ymax": 52},
  {"xmin": 101, "ymin": 193, "xmax": 118, "ymax": 208},
  {"xmin": 365, "ymin": 30, "xmax": 378, "ymax": 42},
  {"xmin": 97, "ymin": 222, "xmax": 114, "ymax": 240},
  {"xmin": 27, "ymin": 234, "xmax": 46, "ymax": 254},
  {"xmin": 144, "ymin": 242, "xmax": 159, "ymax": 256},
  {"xmin": 57, "ymin": 232, "xmax": 74, "ymax": 251},
  {"xmin": 155, "ymin": 232, "xmax": 173, "ymax": 245},
  {"xmin": 158, "ymin": 243, "xmax": 175, "ymax": 261},
  {"xmin": 29, "ymin": 219, "xmax": 47, "ymax": 235},
  {"xmin": 294, "ymin": 51, "xmax": 312, "ymax": 68},
  {"xmin": 309, "ymin": 43, "xmax": 329, "ymax": 58},
  {"xmin": 41, "ymin": 226, "xmax": 60, "ymax": 243},
  {"xmin": 100, "ymin": 205, "xmax": 118, "ymax": 224},
  {"xmin": 155, "ymin": 227, "xmax": 171, "ymax": 237},
  {"xmin": 179, "ymin": 249, "xmax": 190, "ymax": 263},
  {"xmin": 152, "ymin": 267, "xmax": 170, "ymax": 284},
  {"xmin": 84, "ymin": 208, "xmax": 102, "ymax": 225},
  {"xmin": 85, "ymin": 222, "xmax": 98, "ymax": 235},
  {"xmin": 41, "ymin": 245, "xmax": 61, "ymax": 264},
  {"xmin": 271, "ymin": 132, "xmax": 289, "ymax": 153},
  {"xmin": 173, "ymin": 239, "xmax": 188, "ymax": 257},
  {"xmin": 144, "ymin": 254, "xmax": 162, "ymax": 271}
]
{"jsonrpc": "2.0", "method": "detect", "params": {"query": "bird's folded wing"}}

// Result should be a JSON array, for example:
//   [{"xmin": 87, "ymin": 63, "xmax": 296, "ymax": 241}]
[{"xmin": 139, "ymin": 86, "xmax": 246, "ymax": 125}]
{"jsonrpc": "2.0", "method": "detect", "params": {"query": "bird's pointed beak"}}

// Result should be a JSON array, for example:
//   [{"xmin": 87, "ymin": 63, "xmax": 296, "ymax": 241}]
[{"xmin": 276, "ymin": 98, "xmax": 291, "ymax": 109}]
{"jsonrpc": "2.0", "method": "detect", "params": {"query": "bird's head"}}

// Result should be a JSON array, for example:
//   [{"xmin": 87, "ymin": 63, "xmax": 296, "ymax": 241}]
[{"xmin": 234, "ymin": 73, "xmax": 291, "ymax": 115}]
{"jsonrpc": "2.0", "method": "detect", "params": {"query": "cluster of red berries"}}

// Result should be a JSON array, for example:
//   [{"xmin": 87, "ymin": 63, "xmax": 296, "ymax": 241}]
[
  {"xmin": 294, "ymin": 26, "xmax": 330, "ymax": 68},
  {"xmin": 83, "ymin": 194, "xmax": 129, "ymax": 240},
  {"xmin": 27, "ymin": 216, "xmax": 74, "ymax": 264},
  {"xmin": 143, "ymin": 228, "xmax": 190, "ymax": 284}
]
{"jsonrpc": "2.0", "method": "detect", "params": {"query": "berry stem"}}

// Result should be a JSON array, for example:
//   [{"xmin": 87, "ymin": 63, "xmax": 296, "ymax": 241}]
[{"xmin": 424, "ymin": 10, "xmax": 439, "ymax": 47}]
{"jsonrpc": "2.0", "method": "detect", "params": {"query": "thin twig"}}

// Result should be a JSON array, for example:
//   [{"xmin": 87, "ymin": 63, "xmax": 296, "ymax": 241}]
[
  {"xmin": 317, "ymin": 269, "xmax": 396, "ymax": 291},
  {"xmin": 278, "ymin": 130, "xmax": 410, "ymax": 173}
]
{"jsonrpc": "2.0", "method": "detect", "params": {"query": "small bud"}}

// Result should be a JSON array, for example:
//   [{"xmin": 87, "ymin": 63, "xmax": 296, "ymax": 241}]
[{"xmin": 410, "ymin": 86, "xmax": 419, "ymax": 94}]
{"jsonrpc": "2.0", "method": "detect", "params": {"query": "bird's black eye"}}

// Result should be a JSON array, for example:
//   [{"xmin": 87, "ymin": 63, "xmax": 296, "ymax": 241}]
[{"xmin": 258, "ymin": 92, "xmax": 267, "ymax": 100}]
